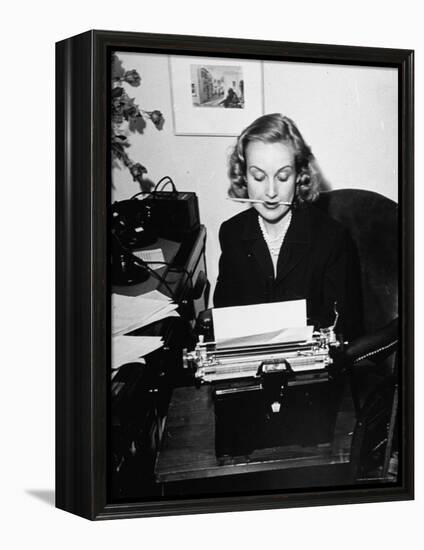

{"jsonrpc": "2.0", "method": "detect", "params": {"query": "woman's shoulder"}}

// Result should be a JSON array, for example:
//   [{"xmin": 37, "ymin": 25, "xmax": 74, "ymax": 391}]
[
  {"xmin": 303, "ymin": 203, "xmax": 353, "ymax": 255},
  {"xmin": 219, "ymin": 207, "xmax": 257, "ymax": 238},
  {"xmin": 306, "ymin": 203, "xmax": 348, "ymax": 238}
]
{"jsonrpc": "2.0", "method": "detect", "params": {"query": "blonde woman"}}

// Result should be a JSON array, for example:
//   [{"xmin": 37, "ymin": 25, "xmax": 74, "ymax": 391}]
[{"xmin": 214, "ymin": 113, "xmax": 362, "ymax": 339}]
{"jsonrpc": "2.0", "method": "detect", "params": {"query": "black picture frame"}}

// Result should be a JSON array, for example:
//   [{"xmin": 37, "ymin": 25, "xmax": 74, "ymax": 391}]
[{"xmin": 56, "ymin": 30, "xmax": 414, "ymax": 520}]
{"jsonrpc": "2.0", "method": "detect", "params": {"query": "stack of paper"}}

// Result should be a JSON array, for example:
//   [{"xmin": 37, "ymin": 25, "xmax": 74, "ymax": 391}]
[
  {"xmin": 112, "ymin": 290, "xmax": 179, "ymax": 337},
  {"xmin": 132, "ymin": 248, "xmax": 165, "ymax": 270},
  {"xmin": 112, "ymin": 334, "xmax": 164, "ymax": 370},
  {"xmin": 212, "ymin": 299, "xmax": 311, "ymax": 348}
]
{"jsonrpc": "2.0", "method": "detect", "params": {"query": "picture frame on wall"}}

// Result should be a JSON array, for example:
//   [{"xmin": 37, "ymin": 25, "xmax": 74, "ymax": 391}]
[
  {"xmin": 56, "ymin": 30, "xmax": 414, "ymax": 521},
  {"xmin": 169, "ymin": 56, "xmax": 264, "ymax": 135}
]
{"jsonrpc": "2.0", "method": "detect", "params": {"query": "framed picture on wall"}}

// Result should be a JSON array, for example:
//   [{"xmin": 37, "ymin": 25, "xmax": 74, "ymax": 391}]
[
  {"xmin": 56, "ymin": 30, "xmax": 414, "ymax": 521},
  {"xmin": 169, "ymin": 56, "xmax": 264, "ymax": 135}
]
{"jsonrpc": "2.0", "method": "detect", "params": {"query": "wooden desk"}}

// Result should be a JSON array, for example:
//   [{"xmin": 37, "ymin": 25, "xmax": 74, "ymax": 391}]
[{"xmin": 155, "ymin": 384, "xmax": 356, "ymax": 493}]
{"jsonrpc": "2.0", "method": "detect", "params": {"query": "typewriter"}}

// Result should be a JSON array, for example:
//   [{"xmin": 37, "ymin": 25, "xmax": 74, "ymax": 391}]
[{"xmin": 183, "ymin": 306, "xmax": 345, "ymax": 460}]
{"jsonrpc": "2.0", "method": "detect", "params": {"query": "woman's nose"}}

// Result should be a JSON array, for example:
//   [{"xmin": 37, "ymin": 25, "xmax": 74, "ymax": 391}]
[{"xmin": 266, "ymin": 178, "xmax": 277, "ymax": 199}]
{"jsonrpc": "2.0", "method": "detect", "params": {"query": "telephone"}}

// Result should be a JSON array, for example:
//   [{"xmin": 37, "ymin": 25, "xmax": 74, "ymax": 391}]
[
  {"xmin": 111, "ymin": 199, "xmax": 157, "ymax": 285},
  {"xmin": 110, "ymin": 179, "xmax": 200, "ymax": 286}
]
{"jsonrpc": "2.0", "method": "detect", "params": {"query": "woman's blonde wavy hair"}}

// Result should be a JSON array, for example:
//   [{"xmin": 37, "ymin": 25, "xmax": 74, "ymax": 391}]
[{"xmin": 228, "ymin": 113, "xmax": 321, "ymax": 205}]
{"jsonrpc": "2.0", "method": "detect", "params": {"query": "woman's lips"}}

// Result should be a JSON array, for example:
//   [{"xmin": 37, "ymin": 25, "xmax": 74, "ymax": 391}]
[{"xmin": 263, "ymin": 201, "xmax": 280, "ymax": 209}]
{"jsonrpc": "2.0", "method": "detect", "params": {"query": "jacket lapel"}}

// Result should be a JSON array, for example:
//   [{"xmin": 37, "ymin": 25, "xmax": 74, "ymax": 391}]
[
  {"xmin": 275, "ymin": 206, "xmax": 311, "ymax": 284},
  {"xmin": 240, "ymin": 206, "xmax": 311, "ymax": 285},
  {"xmin": 241, "ymin": 209, "xmax": 274, "ymax": 280}
]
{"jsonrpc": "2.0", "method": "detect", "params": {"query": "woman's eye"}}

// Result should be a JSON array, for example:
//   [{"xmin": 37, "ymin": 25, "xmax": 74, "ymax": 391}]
[
  {"xmin": 277, "ymin": 173, "xmax": 290, "ymax": 182},
  {"xmin": 253, "ymin": 175, "xmax": 265, "ymax": 182}
]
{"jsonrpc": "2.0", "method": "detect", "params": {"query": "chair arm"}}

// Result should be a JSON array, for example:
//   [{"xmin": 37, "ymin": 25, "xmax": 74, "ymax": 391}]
[{"xmin": 344, "ymin": 318, "xmax": 398, "ymax": 365}]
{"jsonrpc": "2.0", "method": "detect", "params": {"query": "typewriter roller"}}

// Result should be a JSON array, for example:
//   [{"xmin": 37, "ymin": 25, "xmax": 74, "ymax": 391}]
[{"xmin": 183, "ymin": 327, "xmax": 338, "ymax": 384}]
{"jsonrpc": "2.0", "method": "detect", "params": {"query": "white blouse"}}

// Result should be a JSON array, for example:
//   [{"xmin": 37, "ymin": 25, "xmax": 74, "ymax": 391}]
[{"xmin": 258, "ymin": 211, "xmax": 292, "ymax": 276}]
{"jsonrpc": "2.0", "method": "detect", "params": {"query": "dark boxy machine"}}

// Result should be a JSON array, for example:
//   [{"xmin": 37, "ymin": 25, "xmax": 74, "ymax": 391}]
[
  {"xmin": 111, "ymin": 190, "xmax": 200, "ymax": 286},
  {"xmin": 184, "ymin": 313, "xmax": 344, "ymax": 461}
]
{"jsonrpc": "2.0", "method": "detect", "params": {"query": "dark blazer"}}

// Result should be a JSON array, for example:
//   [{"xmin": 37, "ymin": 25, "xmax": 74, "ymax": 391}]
[{"xmin": 213, "ymin": 205, "xmax": 363, "ymax": 340}]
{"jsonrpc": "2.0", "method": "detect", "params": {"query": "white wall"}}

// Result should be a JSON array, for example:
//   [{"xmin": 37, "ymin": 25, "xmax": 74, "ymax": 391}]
[
  {"xmin": 112, "ymin": 53, "xmax": 398, "ymax": 300},
  {"xmin": 263, "ymin": 61, "xmax": 398, "ymax": 196}
]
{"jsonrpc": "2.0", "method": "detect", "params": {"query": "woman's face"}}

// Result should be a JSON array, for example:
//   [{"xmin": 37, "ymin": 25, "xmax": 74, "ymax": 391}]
[{"xmin": 245, "ymin": 140, "xmax": 296, "ymax": 223}]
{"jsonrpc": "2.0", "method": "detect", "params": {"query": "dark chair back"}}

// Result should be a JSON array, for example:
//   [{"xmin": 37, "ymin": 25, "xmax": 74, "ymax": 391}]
[{"xmin": 316, "ymin": 189, "xmax": 398, "ymax": 334}]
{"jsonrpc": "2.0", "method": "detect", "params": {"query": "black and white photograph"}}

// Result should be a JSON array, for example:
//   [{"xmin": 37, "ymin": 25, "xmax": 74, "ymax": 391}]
[
  {"xmin": 108, "ymin": 46, "xmax": 407, "ymax": 505},
  {"xmin": 3, "ymin": 0, "xmax": 423, "ymax": 543},
  {"xmin": 169, "ymin": 55, "xmax": 263, "ymax": 135},
  {"xmin": 190, "ymin": 64, "xmax": 244, "ymax": 108}
]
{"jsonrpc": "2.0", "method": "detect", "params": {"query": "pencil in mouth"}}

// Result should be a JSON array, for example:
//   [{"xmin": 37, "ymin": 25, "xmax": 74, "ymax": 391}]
[{"xmin": 228, "ymin": 198, "xmax": 291, "ymax": 206}]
